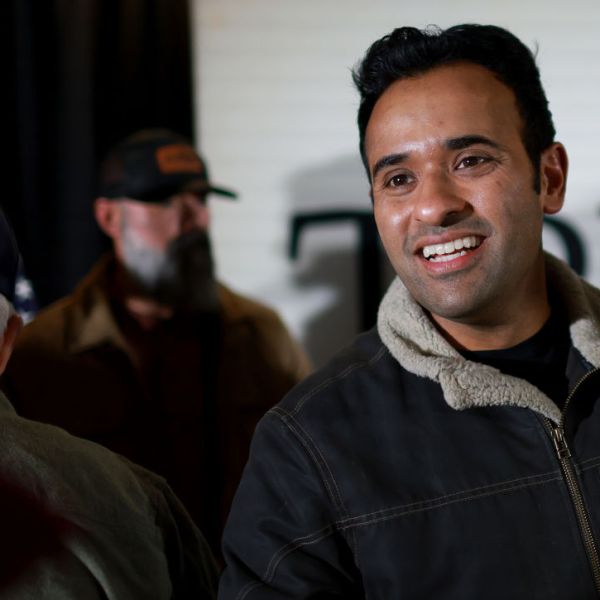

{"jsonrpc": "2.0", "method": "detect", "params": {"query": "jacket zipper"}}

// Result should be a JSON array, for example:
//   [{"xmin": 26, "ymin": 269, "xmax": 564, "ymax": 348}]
[{"xmin": 543, "ymin": 367, "xmax": 600, "ymax": 595}]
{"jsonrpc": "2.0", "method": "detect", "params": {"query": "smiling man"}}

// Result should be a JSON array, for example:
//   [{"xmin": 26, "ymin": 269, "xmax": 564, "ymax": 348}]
[
  {"xmin": 218, "ymin": 25, "xmax": 600, "ymax": 599},
  {"xmin": 368, "ymin": 61, "xmax": 565, "ymax": 351}
]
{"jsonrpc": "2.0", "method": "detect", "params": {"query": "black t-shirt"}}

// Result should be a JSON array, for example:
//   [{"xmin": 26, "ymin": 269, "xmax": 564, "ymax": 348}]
[{"xmin": 460, "ymin": 309, "xmax": 571, "ymax": 408}]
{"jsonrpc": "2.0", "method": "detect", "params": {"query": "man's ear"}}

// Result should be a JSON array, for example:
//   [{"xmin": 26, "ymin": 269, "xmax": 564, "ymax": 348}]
[
  {"xmin": 93, "ymin": 198, "xmax": 121, "ymax": 239},
  {"xmin": 0, "ymin": 314, "xmax": 23, "ymax": 375},
  {"xmin": 540, "ymin": 142, "xmax": 568, "ymax": 215}
]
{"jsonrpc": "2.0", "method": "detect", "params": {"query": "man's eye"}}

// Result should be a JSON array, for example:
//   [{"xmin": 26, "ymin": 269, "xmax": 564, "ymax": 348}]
[
  {"xmin": 457, "ymin": 156, "xmax": 489, "ymax": 169},
  {"xmin": 387, "ymin": 173, "xmax": 413, "ymax": 188}
]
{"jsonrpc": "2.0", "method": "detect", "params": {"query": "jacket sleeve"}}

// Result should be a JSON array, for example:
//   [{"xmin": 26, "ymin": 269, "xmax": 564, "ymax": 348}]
[{"xmin": 219, "ymin": 410, "xmax": 363, "ymax": 599}]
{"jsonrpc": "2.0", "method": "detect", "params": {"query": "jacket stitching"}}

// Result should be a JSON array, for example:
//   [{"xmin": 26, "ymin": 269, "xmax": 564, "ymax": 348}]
[
  {"xmin": 250, "ymin": 471, "xmax": 562, "ymax": 591},
  {"xmin": 337, "ymin": 469, "xmax": 561, "ymax": 527},
  {"xmin": 256, "ymin": 410, "xmax": 350, "ymax": 591},
  {"xmin": 577, "ymin": 456, "xmax": 600, "ymax": 470},
  {"xmin": 291, "ymin": 345, "xmax": 387, "ymax": 415},
  {"xmin": 575, "ymin": 458, "xmax": 600, "ymax": 473},
  {"xmin": 342, "ymin": 470, "xmax": 559, "ymax": 523},
  {"xmin": 261, "ymin": 524, "xmax": 336, "ymax": 588},
  {"xmin": 272, "ymin": 407, "xmax": 348, "ymax": 520},
  {"xmin": 235, "ymin": 580, "xmax": 263, "ymax": 600},
  {"xmin": 335, "ymin": 473, "xmax": 562, "ymax": 530}
]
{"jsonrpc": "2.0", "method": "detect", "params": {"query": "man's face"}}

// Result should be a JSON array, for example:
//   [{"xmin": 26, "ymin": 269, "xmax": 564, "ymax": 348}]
[
  {"xmin": 365, "ymin": 62, "xmax": 565, "ymax": 339},
  {"xmin": 114, "ymin": 192, "xmax": 219, "ymax": 312}
]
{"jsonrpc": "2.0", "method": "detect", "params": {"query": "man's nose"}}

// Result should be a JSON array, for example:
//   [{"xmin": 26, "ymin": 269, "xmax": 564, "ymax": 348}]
[{"xmin": 413, "ymin": 172, "xmax": 471, "ymax": 227}]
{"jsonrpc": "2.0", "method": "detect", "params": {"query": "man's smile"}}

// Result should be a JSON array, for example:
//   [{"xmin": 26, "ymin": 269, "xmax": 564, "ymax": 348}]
[{"xmin": 421, "ymin": 235, "xmax": 483, "ymax": 262}]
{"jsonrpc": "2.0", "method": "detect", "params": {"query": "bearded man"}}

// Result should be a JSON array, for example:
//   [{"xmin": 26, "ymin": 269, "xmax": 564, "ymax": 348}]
[{"xmin": 1, "ymin": 129, "xmax": 311, "ymax": 558}]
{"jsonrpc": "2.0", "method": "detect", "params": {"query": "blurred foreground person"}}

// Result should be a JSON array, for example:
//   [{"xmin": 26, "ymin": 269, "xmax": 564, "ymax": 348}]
[
  {"xmin": 0, "ymin": 210, "xmax": 217, "ymax": 598},
  {"xmin": 219, "ymin": 25, "xmax": 600, "ymax": 598},
  {"xmin": 2, "ymin": 129, "xmax": 311, "ymax": 557}
]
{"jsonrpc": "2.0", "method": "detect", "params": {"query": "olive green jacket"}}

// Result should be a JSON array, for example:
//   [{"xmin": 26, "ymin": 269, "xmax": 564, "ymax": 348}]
[{"xmin": 0, "ymin": 390, "xmax": 217, "ymax": 599}]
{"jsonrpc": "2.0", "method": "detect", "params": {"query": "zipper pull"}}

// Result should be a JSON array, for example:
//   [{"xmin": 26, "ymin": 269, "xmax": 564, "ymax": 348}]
[{"xmin": 550, "ymin": 425, "xmax": 571, "ymax": 459}]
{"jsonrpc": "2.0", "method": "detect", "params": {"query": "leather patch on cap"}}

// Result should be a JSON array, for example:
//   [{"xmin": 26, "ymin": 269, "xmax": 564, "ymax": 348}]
[{"xmin": 155, "ymin": 144, "xmax": 204, "ymax": 175}]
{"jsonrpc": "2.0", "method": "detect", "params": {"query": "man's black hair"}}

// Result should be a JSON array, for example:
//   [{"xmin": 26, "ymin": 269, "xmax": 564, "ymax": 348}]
[{"xmin": 352, "ymin": 24, "xmax": 555, "ymax": 192}]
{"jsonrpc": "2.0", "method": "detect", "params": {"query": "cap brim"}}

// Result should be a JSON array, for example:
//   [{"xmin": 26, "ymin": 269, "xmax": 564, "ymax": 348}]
[
  {"xmin": 104, "ymin": 178, "xmax": 239, "ymax": 203},
  {"xmin": 182, "ymin": 179, "xmax": 238, "ymax": 200},
  {"xmin": 209, "ymin": 185, "xmax": 238, "ymax": 199}
]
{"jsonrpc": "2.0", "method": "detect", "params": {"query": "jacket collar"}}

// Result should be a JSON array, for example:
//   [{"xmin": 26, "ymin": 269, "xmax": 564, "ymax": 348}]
[
  {"xmin": 377, "ymin": 253, "xmax": 600, "ymax": 424},
  {"xmin": 66, "ymin": 255, "xmax": 131, "ymax": 355}
]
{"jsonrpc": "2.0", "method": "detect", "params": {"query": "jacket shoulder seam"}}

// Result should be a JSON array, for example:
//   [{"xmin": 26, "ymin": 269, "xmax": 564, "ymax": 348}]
[
  {"xmin": 271, "ymin": 407, "xmax": 348, "ymax": 520},
  {"xmin": 290, "ymin": 344, "xmax": 387, "ymax": 416},
  {"xmin": 336, "ymin": 470, "xmax": 562, "ymax": 531}
]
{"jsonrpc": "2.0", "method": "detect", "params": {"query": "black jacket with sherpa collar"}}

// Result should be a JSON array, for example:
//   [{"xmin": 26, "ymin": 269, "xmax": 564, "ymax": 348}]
[{"xmin": 220, "ymin": 253, "xmax": 600, "ymax": 599}]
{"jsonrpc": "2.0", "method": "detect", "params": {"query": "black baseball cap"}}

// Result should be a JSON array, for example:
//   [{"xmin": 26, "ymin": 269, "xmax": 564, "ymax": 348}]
[
  {"xmin": 0, "ymin": 210, "xmax": 19, "ymax": 304},
  {"xmin": 97, "ymin": 128, "xmax": 238, "ymax": 203}
]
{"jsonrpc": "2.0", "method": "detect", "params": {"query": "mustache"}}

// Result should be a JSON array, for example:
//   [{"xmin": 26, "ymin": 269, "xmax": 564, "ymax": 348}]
[
  {"xmin": 406, "ymin": 219, "xmax": 493, "ymax": 249},
  {"xmin": 168, "ymin": 228, "xmax": 212, "ymax": 256},
  {"xmin": 163, "ymin": 228, "xmax": 214, "ymax": 274}
]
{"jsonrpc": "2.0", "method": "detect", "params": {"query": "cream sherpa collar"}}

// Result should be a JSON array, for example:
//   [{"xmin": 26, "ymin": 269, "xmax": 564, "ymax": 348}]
[{"xmin": 377, "ymin": 253, "xmax": 600, "ymax": 424}]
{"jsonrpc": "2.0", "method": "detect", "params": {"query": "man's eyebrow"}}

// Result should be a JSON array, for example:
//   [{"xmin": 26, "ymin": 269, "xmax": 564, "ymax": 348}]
[
  {"xmin": 371, "ymin": 153, "xmax": 409, "ymax": 180},
  {"xmin": 445, "ymin": 135, "xmax": 502, "ymax": 151},
  {"xmin": 370, "ymin": 136, "xmax": 504, "ymax": 180}
]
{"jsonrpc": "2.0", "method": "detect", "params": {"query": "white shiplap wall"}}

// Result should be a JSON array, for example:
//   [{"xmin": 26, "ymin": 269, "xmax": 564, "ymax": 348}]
[{"xmin": 192, "ymin": 0, "xmax": 600, "ymax": 367}]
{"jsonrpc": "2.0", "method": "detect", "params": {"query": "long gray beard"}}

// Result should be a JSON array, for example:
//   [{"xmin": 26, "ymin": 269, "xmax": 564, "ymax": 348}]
[{"xmin": 122, "ymin": 228, "xmax": 219, "ymax": 313}]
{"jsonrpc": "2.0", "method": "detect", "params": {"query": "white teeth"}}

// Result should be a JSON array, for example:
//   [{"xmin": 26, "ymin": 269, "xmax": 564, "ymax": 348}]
[
  {"xmin": 430, "ymin": 250, "xmax": 468, "ymax": 263},
  {"xmin": 422, "ymin": 236, "xmax": 480, "ymax": 259}
]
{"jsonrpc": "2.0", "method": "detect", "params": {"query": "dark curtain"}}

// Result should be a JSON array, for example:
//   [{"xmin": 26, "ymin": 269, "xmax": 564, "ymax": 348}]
[{"xmin": 5, "ymin": 0, "xmax": 194, "ymax": 307}]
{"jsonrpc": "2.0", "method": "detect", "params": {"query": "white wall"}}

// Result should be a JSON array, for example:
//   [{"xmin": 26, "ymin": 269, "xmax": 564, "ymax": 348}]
[{"xmin": 191, "ymin": 1, "xmax": 600, "ymax": 367}]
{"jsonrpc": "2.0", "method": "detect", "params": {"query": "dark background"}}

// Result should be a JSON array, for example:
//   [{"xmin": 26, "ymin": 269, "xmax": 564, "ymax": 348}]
[{"xmin": 4, "ymin": 0, "xmax": 194, "ymax": 307}]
